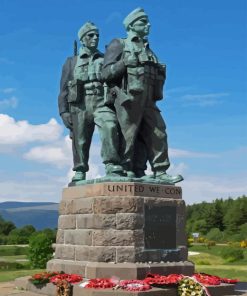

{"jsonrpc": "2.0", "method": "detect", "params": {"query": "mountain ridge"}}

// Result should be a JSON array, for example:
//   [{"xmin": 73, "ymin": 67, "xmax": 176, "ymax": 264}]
[{"xmin": 0, "ymin": 201, "xmax": 59, "ymax": 230}]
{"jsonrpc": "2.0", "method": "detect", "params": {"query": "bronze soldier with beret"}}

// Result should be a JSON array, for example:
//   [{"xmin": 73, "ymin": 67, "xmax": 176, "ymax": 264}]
[
  {"xmin": 58, "ymin": 22, "xmax": 124, "ymax": 183},
  {"xmin": 102, "ymin": 8, "xmax": 183, "ymax": 184}
]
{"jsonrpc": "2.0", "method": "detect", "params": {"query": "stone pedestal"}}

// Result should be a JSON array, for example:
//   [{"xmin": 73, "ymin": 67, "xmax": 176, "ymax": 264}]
[{"xmin": 47, "ymin": 182, "xmax": 194, "ymax": 279}]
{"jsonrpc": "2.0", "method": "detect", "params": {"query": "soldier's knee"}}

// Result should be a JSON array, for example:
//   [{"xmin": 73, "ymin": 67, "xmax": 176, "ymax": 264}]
[{"xmin": 102, "ymin": 120, "xmax": 118, "ymax": 132}]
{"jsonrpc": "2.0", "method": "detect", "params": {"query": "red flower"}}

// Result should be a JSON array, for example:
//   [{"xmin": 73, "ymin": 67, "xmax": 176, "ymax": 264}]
[
  {"xmin": 144, "ymin": 273, "xmax": 183, "ymax": 286},
  {"xmin": 85, "ymin": 278, "xmax": 115, "ymax": 289},
  {"xmin": 119, "ymin": 280, "xmax": 151, "ymax": 291},
  {"xmin": 193, "ymin": 273, "xmax": 238, "ymax": 286},
  {"xmin": 220, "ymin": 278, "xmax": 238, "ymax": 284},
  {"xmin": 50, "ymin": 274, "xmax": 83, "ymax": 284}
]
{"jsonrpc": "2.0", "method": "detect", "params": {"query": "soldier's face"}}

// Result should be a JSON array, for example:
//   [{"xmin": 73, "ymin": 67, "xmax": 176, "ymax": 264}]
[
  {"xmin": 82, "ymin": 30, "xmax": 99, "ymax": 50},
  {"xmin": 130, "ymin": 17, "xmax": 150, "ymax": 37}
]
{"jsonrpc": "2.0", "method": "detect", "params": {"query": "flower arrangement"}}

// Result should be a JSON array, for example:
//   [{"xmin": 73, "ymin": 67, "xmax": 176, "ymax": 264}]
[
  {"xmin": 178, "ymin": 277, "xmax": 209, "ymax": 296},
  {"xmin": 84, "ymin": 278, "xmax": 115, "ymax": 289},
  {"xmin": 144, "ymin": 273, "xmax": 183, "ymax": 287},
  {"xmin": 29, "ymin": 272, "xmax": 60, "ymax": 285},
  {"xmin": 29, "ymin": 271, "xmax": 237, "ymax": 295},
  {"xmin": 118, "ymin": 280, "xmax": 151, "ymax": 291},
  {"xmin": 49, "ymin": 273, "xmax": 83, "ymax": 284}
]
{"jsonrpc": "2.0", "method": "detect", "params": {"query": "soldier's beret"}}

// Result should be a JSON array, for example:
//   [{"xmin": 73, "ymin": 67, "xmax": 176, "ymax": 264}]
[
  {"xmin": 78, "ymin": 22, "xmax": 99, "ymax": 40},
  {"xmin": 123, "ymin": 8, "xmax": 148, "ymax": 29}
]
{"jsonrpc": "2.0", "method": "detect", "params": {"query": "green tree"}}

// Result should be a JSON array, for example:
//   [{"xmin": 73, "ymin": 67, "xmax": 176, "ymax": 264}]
[
  {"xmin": 0, "ymin": 215, "xmax": 16, "ymax": 235},
  {"xmin": 224, "ymin": 196, "xmax": 247, "ymax": 233},
  {"xmin": 28, "ymin": 233, "xmax": 53, "ymax": 268},
  {"xmin": 7, "ymin": 225, "xmax": 36, "ymax": 244},
  {"xmin": 206, "ymin": 227, "xmax": 225, "ymax": 242},
  {"xmin": 41, "ymin": 228, "xmax": 57, "ymax": 242}
]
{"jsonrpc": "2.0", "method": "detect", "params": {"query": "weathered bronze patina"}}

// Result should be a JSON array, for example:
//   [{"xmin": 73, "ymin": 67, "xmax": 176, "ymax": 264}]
[
  {"xmin": 102, "ymin": 8, "xmax": 183, "ymax": 184},
  {"xmin": 58, "ymin": 9, "xmax": 183, "ymax": 185},
  {"xmin": 58, "ymin": 22, "xmax": 124, "ymax": 184}
]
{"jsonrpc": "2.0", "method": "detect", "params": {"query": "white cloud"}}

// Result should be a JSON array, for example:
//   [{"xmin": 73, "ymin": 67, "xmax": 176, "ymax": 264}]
[
  {"xmin": 166, "ymin": 86, "xmax": 194, "ymax": 98},
  {"xmin": 0, "ymin": 114, "xmax": 62, "ymax": 146},
  {"xmin": 24, "ymin": 135, "xmax": 72, "ymax": 168},
  {"xmin": 0, "ymin": 178, "xmax": 64, "ymax": 203},
  {"xmin": 24, "ymin": 135, "xmax": 104, "ymax": 177},
  {"xmin": 0, "ymin": 96, "xmax": 18, "ymax": 108},
  {"xmin": 169, "ymin": 148, "xmax": 217, "ymax": 158},
  {"xmin": 168, "ymin": 162, "xmax": 188, "ymax": 175},
  {"xmin": 182, "ymin": 174, "xmax": 247, "ymax": 204},
  {"xmin": 181, "ymin": 92, "xmax": 229, "ymax": 107}
]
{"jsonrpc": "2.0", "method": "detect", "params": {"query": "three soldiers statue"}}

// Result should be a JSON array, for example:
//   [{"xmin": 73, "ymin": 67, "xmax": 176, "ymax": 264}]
[{"xmin": 58, "ymin": 8, "xmax": 183, "ymax": 185}]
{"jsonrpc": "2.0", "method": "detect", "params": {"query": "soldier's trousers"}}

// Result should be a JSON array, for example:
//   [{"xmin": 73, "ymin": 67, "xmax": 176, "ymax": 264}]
[
  {"xmin": 70, "ymin": 95, "xmax": 120, "ymax": 172},
  {"xmin": 114, "ymin": 83, "xmax": 170, "ymax": 173}
]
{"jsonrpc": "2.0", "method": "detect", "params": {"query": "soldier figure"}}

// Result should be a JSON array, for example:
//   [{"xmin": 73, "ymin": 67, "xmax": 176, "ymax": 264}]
[
  {"xmin": 58, "ymin": 22, "xmax": 124, "ymax": 183},
  {"xmin": 102, "ymin": 8, "xmax": 183, "ymax": 184}
]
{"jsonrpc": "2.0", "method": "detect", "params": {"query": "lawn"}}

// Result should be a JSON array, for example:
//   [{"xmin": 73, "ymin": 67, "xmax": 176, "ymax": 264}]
[
  {"xmin": 0, "ymin": 245, "xmax": 33, "ymax": 282},
  {"xmin": 189, "ymin": 244, "xmax": 247, "ymax": 281},
  {"xmin": 0, "ymin": 269, "xmax": 44, "ymax": 282},
  {"xmin": 0, "ymin": 244, "xmax": 247, "ymax": 283}
]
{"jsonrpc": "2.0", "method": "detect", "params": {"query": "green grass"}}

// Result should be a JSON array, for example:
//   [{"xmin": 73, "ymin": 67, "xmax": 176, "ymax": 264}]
[
  {"xmin": 0, "ymin": 269, "xmax": 44, "ymax": 282},
  {"xmin": 0, "ymin": 255, "xmax": 27, "ymax": 262},
  {"xmin": 195, "ymin": 265, "xmax": 247, "ymax": 282},
  {"xmin": 189, "ymin": 252, "xmax": 224, "ymax": 265},
  {"xmin": 0, "ymin": 246, "xmax": 29, "ymax": 256},
  {"xmin": 189, "ymin": 244, "xmax": 247, "ymax": 265},
  {"xmin": 189, "ymin": 244, "xmax": 247, "ymax": 280}
]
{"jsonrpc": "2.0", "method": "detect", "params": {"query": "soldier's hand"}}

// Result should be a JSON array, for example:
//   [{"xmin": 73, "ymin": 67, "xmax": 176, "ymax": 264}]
[
  {"xmin": 124, "ymin": 54, "xmax": 138, "ymax": 67},
  {"xmin": 61, "ymin": 112, "xmax": 73, "ymax": 130}
]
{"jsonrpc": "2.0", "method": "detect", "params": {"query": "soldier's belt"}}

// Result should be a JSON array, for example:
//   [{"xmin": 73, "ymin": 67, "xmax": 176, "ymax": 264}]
[
  {"xmin": 84, "ymin": 81, "xmax": 102, "ymax": 90},
  {"xmin": 85, "ymin": 89, "xmax": 103, "ymax": 95}
]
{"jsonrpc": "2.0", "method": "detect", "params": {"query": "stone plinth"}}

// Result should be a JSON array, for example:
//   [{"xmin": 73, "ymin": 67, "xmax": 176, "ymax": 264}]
[
  {"xmin": 47, "ymin": 182, "xmax": 193, "ymax": 279},
  {"xmin": 15, "ymin": 276, "xmax": 237, "ymax": 296}
]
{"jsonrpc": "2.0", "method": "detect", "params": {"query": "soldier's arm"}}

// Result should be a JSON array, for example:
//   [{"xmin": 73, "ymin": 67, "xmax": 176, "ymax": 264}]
[
  {"xmin": 58, "ymin": 57, "xmax": 74, "ymax": 130},
  {"xmin": 102, "ymin": 39, "xmax": 126, "ymax": 83},
  {"xmin": 58, "ymin": 57, "xmax": 72, "ymax": 115}
]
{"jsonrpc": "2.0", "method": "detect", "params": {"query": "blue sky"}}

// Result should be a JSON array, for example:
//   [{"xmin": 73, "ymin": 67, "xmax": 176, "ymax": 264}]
[{"xmin": 0, "ymin": 0, "xmax": 246, "ymax": 204}]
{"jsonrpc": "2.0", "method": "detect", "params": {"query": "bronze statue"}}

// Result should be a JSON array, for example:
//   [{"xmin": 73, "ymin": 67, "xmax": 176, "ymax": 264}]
[
  {"xmin": 58, "ymin": 22, "xmax": 124, "ymax": 184},
  {"xmin": 102, "ymin": 8, "xmax": 183, "ymax": 184}
]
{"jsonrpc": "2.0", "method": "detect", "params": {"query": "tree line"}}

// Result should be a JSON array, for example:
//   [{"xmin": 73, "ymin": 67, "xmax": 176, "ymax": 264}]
[
  {"xmin": 1, "ymin": 195, "xmax": 246, "ymax": 245},
  {"xmin": 186, "ymin": 195, "xmax": 247, "ymax": 242},
  {"xmin": 0, "ymin": 216, "xmax": 56, "ymax": 245}
]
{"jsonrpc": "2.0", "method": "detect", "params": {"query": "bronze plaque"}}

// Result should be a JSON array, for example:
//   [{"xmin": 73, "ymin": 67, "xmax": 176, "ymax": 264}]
[{"xmin": 145, "ymin": 205, "xmax": 176, "ymax": 249}]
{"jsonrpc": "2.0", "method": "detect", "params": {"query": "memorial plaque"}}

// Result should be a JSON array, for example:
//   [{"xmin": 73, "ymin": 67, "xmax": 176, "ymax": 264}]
[
  {"xmin": 144, "ymin": 205, "xmax": 176, "ymax": 249},
  {"xmin": 63, "ymin": 182, "xmax": 182, "ymax": 199}
]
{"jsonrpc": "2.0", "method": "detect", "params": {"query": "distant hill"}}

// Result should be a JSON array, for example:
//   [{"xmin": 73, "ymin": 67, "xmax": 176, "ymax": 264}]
[{"xmin": 0, "ymin": 201, "xmax": 59, "ymax": 230}]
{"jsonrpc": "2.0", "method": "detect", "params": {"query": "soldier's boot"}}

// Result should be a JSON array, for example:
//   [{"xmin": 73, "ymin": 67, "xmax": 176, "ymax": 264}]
[
  {"xmin": 134, "ymin": 169, "xmax": 146, "ymax": 178},
  {"xmin": 154, "ymin": 171, "xmax": 184, "ymax": 184},
  {"xmin": 105, "ymin": 164, "xmax": 126, "ymax": 177},
  {"xmin": 125, "ymin": 171, "xmax": 136, "ymax": 178},
  {"xmin": 72, "ymin": 171, "xmax": 86, "ymax": 182}
]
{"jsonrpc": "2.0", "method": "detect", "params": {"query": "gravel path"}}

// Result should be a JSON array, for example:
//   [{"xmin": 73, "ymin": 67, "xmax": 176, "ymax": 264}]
[{"xmin": 0, "ymin": 282, "xmax": 44, "ymax": 296}]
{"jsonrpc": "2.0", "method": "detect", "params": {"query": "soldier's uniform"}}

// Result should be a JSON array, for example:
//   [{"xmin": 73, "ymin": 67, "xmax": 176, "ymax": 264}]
[
  {"xmin": 103, "ymin": 8, "xmax": 183, "ymax": 184},
  {"xmin": 58, "ymin": 22, "xmax": 123, "ymax": 181},
  {"xmin": 102, "ymin": 10, "xmax": 170, "ymax": 175}
]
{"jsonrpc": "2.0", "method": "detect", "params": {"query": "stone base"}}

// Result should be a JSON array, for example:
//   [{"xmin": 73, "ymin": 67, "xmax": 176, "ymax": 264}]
[
  {"xmin": 47, "ymin": 260, "xmax": 194, "ymax": 279},
  {"xmin": 53, "ymin": 182, "xmax": 188, "ymax": 266},
  {"xmin": 15, "ymin": 276, "xmax": 237, "ymax": 296}
]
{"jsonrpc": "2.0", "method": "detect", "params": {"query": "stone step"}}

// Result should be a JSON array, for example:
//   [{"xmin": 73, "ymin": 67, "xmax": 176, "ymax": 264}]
[{"xmin": 15, "ymin": 277, "xmax": 238, "ymax": 296}]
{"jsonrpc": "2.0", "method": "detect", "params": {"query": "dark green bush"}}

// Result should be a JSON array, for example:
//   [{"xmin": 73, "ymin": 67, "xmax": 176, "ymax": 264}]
[
  {"xmin": 206, "ymin": 228, "xmax": 225, "ymax": 242},
  {"xmin": 28, "ymin": 233, "xmax": 53, "ymax": 268},
  {"xmin": 221, "ymin": 247, "xmax": 244, "ymax": 262}
]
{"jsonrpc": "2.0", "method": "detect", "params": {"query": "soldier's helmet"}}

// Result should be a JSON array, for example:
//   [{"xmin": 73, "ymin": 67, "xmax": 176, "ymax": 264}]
[
  {"xmin": 123, "ymin": 8, "xmax": 148, "ymax": 29},
  {"xmin": 78, "ymin": 22, "xmax": 99, "ymax": 40}
]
